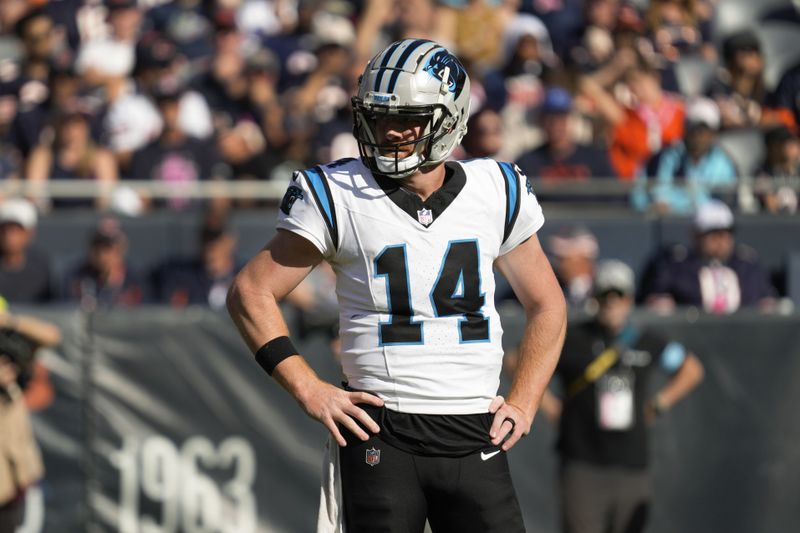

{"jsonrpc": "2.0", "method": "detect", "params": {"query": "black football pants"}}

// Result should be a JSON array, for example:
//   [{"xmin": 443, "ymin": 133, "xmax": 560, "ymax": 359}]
[{"xmin": 339, "ymin": 433, "xmax": 526, "ymax": 533}]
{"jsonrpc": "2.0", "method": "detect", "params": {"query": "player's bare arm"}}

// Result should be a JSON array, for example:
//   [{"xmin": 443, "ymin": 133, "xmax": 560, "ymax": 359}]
[
  {"xmin": 492, "ymin": 234, "xmax": 567, "ymax": 451},
  {"xmin": 647, "ymin": 351, "xmax": 704, "ymax": 421},
  {"xmin": 226, "ymin": 229, "xmax": 383, "ymax": 447}
]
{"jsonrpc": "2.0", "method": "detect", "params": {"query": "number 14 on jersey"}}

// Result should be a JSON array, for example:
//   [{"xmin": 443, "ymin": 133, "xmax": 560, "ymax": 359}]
[{"xmin": 374, "ymin": 239, "xmax": 490, "ymax": 346}]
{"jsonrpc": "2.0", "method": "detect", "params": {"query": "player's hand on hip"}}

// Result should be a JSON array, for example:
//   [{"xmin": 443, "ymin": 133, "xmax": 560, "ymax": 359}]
[
  {"xmin": 298, "ymin": 379, "xmax": 384, "ymax": 447},
  {"xmin": 489, "ymin": 401, "xmax": 533, "ymax": 451}
]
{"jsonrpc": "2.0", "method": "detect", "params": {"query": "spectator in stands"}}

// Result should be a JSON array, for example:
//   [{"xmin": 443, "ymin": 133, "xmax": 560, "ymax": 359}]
[
  {"xmin": 633, "ymin": 97, "xmax": 737, "ymax": 215},
  {"xmin": 459, "ymin": 107, "xmax": 505, "ymax": 160},
  {"xmin": 282, "ymin": 31, "xmax": 354, "ymax": 166},
  {"xmin": 645, "ymin": 0, "xmax": 714, "ymax": 62},
  {"xmin": 6, "ymin": 9, "xmax": 58, "ymax": 159},
  {"xmin": 240, "ymin": 49, "xmax": 289, "ymax": 181},
  {"xmin": 489, "ymin": 12, "xmax": 554, "ymax": 104},
  {"xmin": 76, "ymin": 0, "xmax": 141, "ymax": 85},
  {"xmin": 564, "ymin": 0, "xmax": 622, "ymax": 71},
  {"xmin": 516, "ymin": 87, "xmax": 617, "ymax": 181},
  {"xmin": 143, "ymin": 0, "xmax": 214, "ymax": 66},
  {"xmin": 63, "ymin": 217, "xmax": 146, "ymax": 308},
  {"xmin": 548, "ymin": 226, "xmax": 600, "ymax": 312},
  {"xmin": 13, "ymin": 9, "xmax": 56, "ymax": 86},
  {"xmin": 483, "ymin": 13, "xmax": 554, "ymax": 158},
  {"xmin": 0, "ymin": 297, "xmax": 61, "ymax": 532},
  {"xmin": 0, "ymin": 199, "xmax": 53, "ymax": 304},
  {"xmin": 11, "ymin": 52, "xmax": 103, "ymax": 201},
  {"xmin": 583, "ymin": 61, "xmax": 685, "ymax": 180},
  {"xmin": 771, "ymin": 62, "xmax": 800, "ymax": 127},
  {"xmin": 641, "ymin": 200, "xmax": 776, "ymax": 314},
  {"xmin": 25, "ymin": 106, "xmax": 118, "ymax": 210},
  {"xmin": 128, "ymin": 76, "xmax": 231, "ymax": 210},
  {"xmin": 707, "ymin": 31, "xmax": 796, "ymax": 130},
  {"xmin": 193, "ymin": 10, "xmax": 270, "ymax": 181},
  {"xmin": 152, "ymin": 211, "xmax": 239, "ymax": 309},
  {"xmin": 88, "ymin": 1, "xmax": 162, "ymax": 173},
  {"xmin": 752, "ymin": 125, "xmax": 800, "ymax": 214},
  {"xmin": 133, "ymin": 32, "xmax": 213, "ymax": 143},
  {"xmin": 540, "ymin": 259, "xmax": 704, "ymax": 533}
]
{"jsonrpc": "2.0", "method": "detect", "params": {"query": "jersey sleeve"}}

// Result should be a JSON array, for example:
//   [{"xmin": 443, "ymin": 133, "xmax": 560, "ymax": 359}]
[
  {"xmin": 642, "ymin": 330, "xmax": 687, "ymax": 375},
  {"xmin": 275, "ymin": 170, "xmax": 337, "ymax": 257},
  {"xmin": 659, "ymin": 341, "xmax": 687, "ymax": 374},
  {"xmin": 498, "ymin": 162, "xmax": 545, "ymax": 256}
]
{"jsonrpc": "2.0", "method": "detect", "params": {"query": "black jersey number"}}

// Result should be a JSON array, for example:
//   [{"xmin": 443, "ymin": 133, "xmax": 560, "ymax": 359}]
[{"xmin": 374, "ymin": 240, "xmax": 489, "ymax": 346}]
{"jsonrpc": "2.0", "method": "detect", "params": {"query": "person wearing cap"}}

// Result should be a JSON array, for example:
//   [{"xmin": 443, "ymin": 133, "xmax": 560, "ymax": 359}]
[
  {"xmin": 540, "ymin": 259, "xmax": 704, "ymax": 533},
  {"xmin": 641, "ymin": 200, "xmax": 776, "ymax": 313},
  {"xmin": 62, "ymin": 217, "xmax": 146, "ymax": 307},
  {"xmin": 635, "ymin": 97, "xmax": 737, "ymax": 215},
  {"xmin": 548, "ymin": 226, "xmax": 601, "ymax": 312},
  {"xmin": 516, "ymin": 87, "xmax": 618, "ymax": 183},
  {"xmin": 754, "ymin": 125, "xmax": 799, "ymax": 214},
  {"xmin": 0, "ymin": 199, "xmax": 53, "ymax": 304}
]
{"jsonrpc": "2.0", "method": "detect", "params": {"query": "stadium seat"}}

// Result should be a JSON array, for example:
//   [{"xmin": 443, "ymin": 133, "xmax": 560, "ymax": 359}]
[
  {"xmin": 674, "ymin": 55, "xmax": 718, "ymax": 97},
  {"xmin": 713, "ymin": 0, "xmax": 794, "ymax": 43},
  {"xmin": 0, "ymin": 36, "xmax": 22, "ymax": 62},
  {"xmin": 716, "ymin": 128, "xmax": 765, "ymax": 178},
  {"xmin": 761, "ymin": 3, "xmax": 800, "ymax": 24},
  {"xmin": 755, "ymin": 22, "xmax": 800, "ymax": 89}
]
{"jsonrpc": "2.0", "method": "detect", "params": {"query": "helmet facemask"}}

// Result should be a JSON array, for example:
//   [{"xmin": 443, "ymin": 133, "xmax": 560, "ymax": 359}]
[{"xmin": 352, "ymin": 99, "xmax": 453, "ymax": 179}]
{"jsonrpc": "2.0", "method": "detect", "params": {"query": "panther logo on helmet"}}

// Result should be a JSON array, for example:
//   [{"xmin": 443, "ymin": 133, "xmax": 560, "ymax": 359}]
[{"xmin": 424, "ymin": 50, "xmax": 467, "ymax": 97}]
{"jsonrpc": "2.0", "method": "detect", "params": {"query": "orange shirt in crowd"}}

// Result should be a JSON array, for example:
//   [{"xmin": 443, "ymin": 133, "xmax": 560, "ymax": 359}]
[{"xmin": 610, "ymin": 97, "xmax": 685, "ymax": 180}]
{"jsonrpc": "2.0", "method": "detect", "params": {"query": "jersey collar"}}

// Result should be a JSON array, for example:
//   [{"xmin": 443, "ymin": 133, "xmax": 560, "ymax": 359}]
[{"xmin": 373, "ymin": 162, "xmax": 466, "ymax": 228}]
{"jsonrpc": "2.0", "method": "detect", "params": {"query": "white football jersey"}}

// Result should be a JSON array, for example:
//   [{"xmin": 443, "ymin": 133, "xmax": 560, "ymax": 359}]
[{"xmin": 277, "ymin": 157, "xmax": 544, "ymax": 414}]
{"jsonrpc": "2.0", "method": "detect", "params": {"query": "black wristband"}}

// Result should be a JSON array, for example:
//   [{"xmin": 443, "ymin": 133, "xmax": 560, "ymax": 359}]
[{"xmin": 255, "ymin": 336, "xmax": 299, "ymax": 376}]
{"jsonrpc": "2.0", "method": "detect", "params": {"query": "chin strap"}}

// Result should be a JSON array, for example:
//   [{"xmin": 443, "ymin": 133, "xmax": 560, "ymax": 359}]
[{"xmin": 375, "ymin": 153, "xmax": 422, "ymax": 178}]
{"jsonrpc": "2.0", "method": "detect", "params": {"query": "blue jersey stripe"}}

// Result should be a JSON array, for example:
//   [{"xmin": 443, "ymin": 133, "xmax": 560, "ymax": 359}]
[
  {"xmin": 499, "ymin": 162, "xmax": 517, "ymax": 225},
  {"xmin": 386, "ymin": 39, "xmax": 431, "ymax": 93},
  {"xmin": 373, "ymin": 41, "xmax": 403, "ymax": 92},
  {"xmin": 302, "ymin": 167, "xmax": 339, "ymax": 249},
  {"xmin": 498, "ymin": 162, "xmax": 521, "ymax": 243},
  {"xmin": 305, "ymin": 168, "xmax": 333, "ymax": 226}
]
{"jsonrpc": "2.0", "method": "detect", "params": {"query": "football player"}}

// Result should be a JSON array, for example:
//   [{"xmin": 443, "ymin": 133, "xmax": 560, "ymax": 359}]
[{"xmin": 227, "ymin": 39, "xmax": 566, "ymax": 532}]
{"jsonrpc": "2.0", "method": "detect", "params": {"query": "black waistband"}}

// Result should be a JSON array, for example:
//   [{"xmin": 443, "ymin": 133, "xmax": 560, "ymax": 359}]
[
  {"xmin": 341, "ymin": 384, "xmax": 498, "ymax": 456},
  {"xmin": 355, "ymin": 404, "xmax": 496, "ymax": 457}
]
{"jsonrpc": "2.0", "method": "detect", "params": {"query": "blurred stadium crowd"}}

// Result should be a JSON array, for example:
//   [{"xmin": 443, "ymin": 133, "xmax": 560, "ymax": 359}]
[
  {"xmin": 0, "ymin": 0, "xmax": 799, "ymax": 212},
  {"xmin": 0, "ymin": 0, "xmax": 798, "ymax": 312}
]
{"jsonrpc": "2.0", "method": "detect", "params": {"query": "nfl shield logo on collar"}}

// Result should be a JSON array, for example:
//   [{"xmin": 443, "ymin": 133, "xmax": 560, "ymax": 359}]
[
  {"xmin": 365, "ymin": 447, "xmax": 381, "ymax": 467},
  {"xmin": 417, "ymin": 208, "xmax": 433, "ymax": 225}
]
